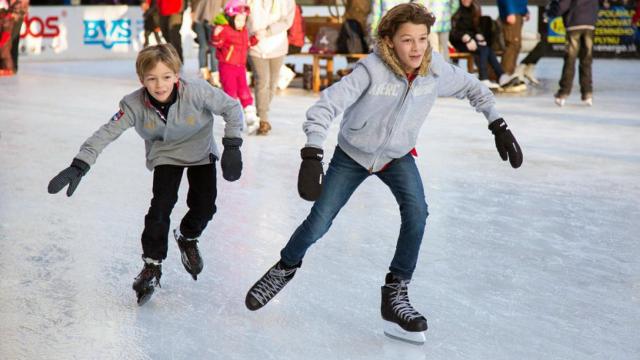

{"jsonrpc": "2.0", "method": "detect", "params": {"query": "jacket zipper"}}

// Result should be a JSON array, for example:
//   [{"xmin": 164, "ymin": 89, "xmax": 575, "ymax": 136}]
[
  {"xmin": 226, "ymin": 45, "xmax": 234, "ymax": 62},
  {"xmin": 368, "ymin": 79, "xmax": 413, "ymax": 173}
]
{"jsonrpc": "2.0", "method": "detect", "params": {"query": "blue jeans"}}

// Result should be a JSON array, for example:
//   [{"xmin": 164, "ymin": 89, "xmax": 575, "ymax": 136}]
[
  {"xmin": 193, "ymin": 21, "xmax": 217, "ymax": 72},
  {"xmin": 474, "ymin": 45, "xmax": 503, "ymax": 81},
  {"xmin": 280, "ymin": 146, "xmax": 429, "ymax": 280}
]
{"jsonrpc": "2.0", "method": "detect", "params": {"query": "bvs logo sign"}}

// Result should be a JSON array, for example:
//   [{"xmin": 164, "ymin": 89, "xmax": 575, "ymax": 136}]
[{"xmin": 83, "ymin": 19, "xmax": 131, "ymax": 49}]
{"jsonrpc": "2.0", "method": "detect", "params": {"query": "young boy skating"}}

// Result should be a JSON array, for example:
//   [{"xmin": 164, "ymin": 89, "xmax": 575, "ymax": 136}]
[
  {"xmin": 245, "ymin": 3, "xmax": 523, "ymax": 345},
  {"xmin": 48, "ymin": 44, "xmax": 245, "ymax": 305}
]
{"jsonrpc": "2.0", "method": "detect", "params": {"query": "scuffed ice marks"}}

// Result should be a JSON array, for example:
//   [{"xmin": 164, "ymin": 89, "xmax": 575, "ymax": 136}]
[{"xmin": 16, "ymin": 240, "xmax": 78, "ymax": 357}]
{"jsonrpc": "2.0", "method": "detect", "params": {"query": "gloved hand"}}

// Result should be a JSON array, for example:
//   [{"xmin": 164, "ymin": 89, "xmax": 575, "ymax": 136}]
[
  {"xmin": 475, "ymin": 33, "xmax": 487, "ymax": 46},
  {"xmin": 48, "ymin": 158, "xmax": 91, "ymax": 196},
  {"xmin": 488, "ymin": 118, "xmax": 523, "ymax": 168},
  {"xmin": 221, "ymin": 137, "xmax": 243, "ymax": 181},
  {"xmin": 298, "ymin": 147, "xmax": 324, "ymax": 201},
  {"xmin": 462, "ymin": 34, "xmax": 477, "ymax": 51}
]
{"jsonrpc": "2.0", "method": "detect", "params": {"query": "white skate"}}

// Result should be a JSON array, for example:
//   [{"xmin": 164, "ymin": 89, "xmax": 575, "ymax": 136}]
[{"xmin": 244, "ymin": 105, "xmax": 260, "ymax": 135}]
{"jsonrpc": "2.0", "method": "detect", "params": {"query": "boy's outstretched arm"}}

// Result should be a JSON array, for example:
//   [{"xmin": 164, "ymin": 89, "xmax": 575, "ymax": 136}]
[
  {"xmin": 48, "ymin": 102, "xmax": 135, "ymax": 196},
  {"xmin": 434, "ymin": 52, "xmax": 523, "ymax": 168}
]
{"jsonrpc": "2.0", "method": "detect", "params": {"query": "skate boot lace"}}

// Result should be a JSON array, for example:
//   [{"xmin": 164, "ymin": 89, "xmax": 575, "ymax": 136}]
[
  {"xmin": 251, "ymin": 266, "xmax": 296, "ymax": 306},
  {"xmin": 389, "ymin": 281, "xmax": 421, "ymax": 322}
]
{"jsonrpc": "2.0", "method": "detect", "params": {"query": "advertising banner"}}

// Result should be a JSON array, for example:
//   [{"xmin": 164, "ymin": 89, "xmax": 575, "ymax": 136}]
[
  {"xmin": 547, "ymin": 1, "xmax": 640, "ymax": 58},
  {"xmin": 19, "ymin": 6, "xmax": 194, "ymax": 61}
]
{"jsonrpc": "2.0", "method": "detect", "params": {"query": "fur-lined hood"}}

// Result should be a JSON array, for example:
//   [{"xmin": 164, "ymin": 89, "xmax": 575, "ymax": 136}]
[{"xmin": 373, "ymin": 37, "xmax": 433, "ymax": 78}]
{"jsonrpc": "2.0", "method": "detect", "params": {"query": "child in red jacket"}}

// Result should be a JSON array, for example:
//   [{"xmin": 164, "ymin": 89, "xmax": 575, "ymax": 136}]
[{"xmin": 211, "ymin": 0, "xmax": 259, "ymax": 133}]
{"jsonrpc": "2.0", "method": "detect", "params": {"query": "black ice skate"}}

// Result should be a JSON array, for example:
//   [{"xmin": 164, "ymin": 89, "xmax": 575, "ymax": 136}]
[
  {"xmin": 174, "ymin": 229, "xmax": 203, "ymax": 280},
  {"xmin": 132, "ymin": 260, "xmax": 162, "ymax": 306},
  {"xmin": 245, "ymin": 260, "xmax": 300, "ymax": 311},
  {"xmin": 381, "ymin": 273, "xmax": 428, "ymax": 345}
]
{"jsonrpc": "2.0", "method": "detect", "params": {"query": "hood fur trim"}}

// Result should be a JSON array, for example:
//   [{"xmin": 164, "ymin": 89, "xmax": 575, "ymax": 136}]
[{"xmin": 374, "ymin": 37, "xmax": 432, "ymax": 78}]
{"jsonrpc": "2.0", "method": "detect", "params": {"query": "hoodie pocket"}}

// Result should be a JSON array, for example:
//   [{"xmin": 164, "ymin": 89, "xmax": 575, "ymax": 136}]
[{"xmin": 341, "ymin": 119, "xmax": 385, "ymax": 153}]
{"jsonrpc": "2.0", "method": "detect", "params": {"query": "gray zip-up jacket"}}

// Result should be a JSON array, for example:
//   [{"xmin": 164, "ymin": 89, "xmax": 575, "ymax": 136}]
[
  {"xmin": 304, "ymin": 47, "xmax": 501, "ymax": 172},
  {"xmin": 75, "ymin": 78, "xmax": 244, "ymax": 170}
]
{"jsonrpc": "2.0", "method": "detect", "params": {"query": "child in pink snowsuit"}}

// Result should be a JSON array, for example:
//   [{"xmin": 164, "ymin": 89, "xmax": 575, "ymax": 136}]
[{"xmin": 211, "ymin": 0, "xmax": 259, "ymax": 132}]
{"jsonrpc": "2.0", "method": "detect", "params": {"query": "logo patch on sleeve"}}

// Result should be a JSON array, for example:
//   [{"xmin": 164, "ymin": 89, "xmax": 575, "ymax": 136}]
[{"xmin": 111, "ymin": 109, "xmax": 125, "ymax": 122}]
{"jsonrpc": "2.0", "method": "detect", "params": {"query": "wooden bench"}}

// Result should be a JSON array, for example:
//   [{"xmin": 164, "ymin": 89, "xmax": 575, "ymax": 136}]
[
  {"xmin": 289, "ymin": 50, "xmax": 502, "ymax": 93},
  {"xmin": 449, "ymin": 50, "xmax": 504, "ymax": 74},
  {"xmin": 450, "ymin": 52, "xmax": 476, "ymax": 73},
  {"xmin": 288, "ymin": 52, "xmax": 368, "ymax": 93}
]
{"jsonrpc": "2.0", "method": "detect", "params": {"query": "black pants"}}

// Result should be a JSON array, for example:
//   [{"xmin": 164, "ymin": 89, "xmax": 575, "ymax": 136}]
[
  {"xmin": 521, "ymin": 38, "xmax": 550, "ymax": 65},
  {"xmin": 141, "ymin": 163, "xmax": 217, "ymax": 261}
]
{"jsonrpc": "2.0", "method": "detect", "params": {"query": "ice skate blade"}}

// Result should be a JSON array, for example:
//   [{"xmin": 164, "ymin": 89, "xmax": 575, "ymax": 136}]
[
  {"xmin": 382, "ymin": 320, "xmax": 426, "ymax": 345},
  {"xmin": 136, "ymin": 287, "xmax": 155, "ymax": 306}
]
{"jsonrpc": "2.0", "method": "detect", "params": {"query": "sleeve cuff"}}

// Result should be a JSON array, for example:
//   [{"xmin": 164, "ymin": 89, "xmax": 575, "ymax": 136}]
[
  {"xmin": 483, "ymin": 106, "xmax": 502, "ymax": 124},
  {"xmin": 305, "ymin": 132, "xmax": 325, "ymax": 149}
]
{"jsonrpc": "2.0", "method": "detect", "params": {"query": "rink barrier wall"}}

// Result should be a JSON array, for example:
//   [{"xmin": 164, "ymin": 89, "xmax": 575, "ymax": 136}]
[{"xmin": 19, "ymin": 6, "xmax": 196, "ymax": 61}]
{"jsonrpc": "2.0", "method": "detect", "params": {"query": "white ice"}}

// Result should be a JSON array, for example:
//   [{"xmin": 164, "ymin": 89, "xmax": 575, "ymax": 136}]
[{"xmin": 1, "ymin": 56, "xmax": 639, "ymax": 360}]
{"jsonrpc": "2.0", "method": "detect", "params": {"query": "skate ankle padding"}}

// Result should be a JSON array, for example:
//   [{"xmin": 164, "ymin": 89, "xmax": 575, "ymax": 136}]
[
  {"xmin": 279, "ymin": 259, "xmax": 302, "ymax": 270},
  {"xmin": 143, "ymin": 257, "xmax": 162, "ymax": 266},
  {"xmin": 385, "ymin": 272, "xmax": 410, "ymax": 285}
]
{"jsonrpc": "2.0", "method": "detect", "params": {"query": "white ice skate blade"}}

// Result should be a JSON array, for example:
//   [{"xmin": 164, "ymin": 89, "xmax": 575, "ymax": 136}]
[{"xmin": 382, "ymin": 320, "xmax": 426, "ymax": 345}]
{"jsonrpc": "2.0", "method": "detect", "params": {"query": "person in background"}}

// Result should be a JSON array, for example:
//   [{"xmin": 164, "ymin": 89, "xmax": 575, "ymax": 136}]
[
  {"xmin": 496, "ymin": 0, "xmax": 529, "ymax": 78},
  {"xmin": 212, "ymin": 0, "xmax": 260, "ymax": 133},
  {"xmin": 8, "ymin": 0, "xmax": 26, "ymax": 74},
  {"xmin": 450, "ymin": 0, "xmax": 521, "ymax": 90},
  {"xmin": 512, "ymin": 0, "xmax": 559, "ymax": 85},
  {"xmin": 287, "ymin": 3, "xmax": 304, "ymax": 54},
  {"xmin": 547, "ymin": 0, "xmax": 598, "ymax": 106},
  {"xmin": 427, "ymin": 0, "xmax": 458, "ymax": 62},
  {"xmin": 191, "ymin": 0, "xmax": 222, "ymax": 86},
  {"xmin": 141, "ymin": 0, "xmax": 163, "ymax": 47},
  {"xmin": 247, "ymin": 0, "xmax": 295, "ymax": 135},
  {"xmin": 512, "ymin": 35, "xmax": 548, "ymax": 85},
  {"xmin": 47, "ymin": 44, "xmax": 244, "ymax": 306},
  {"xmin": 344, "ymin": 0, "xmax": 371, "ymax": 47},
  {"xmin": 157, "ymin": 0, "xmax": 185, "ymax": 62}
]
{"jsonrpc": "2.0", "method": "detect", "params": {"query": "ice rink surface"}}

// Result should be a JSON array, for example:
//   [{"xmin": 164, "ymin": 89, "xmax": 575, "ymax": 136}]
[{"xmin": 1, "ymin": 56, "xmax": 639, "ymax": 359}]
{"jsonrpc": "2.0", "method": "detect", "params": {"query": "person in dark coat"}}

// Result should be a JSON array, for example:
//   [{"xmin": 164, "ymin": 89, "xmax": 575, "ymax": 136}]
[{"xmin": 547, "ymin": 0, "xmax": 598, "ymax": 106}]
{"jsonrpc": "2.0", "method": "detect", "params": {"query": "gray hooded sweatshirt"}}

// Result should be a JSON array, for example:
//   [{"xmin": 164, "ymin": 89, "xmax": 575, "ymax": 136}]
[
  {"xmin": 303, "ymin": 48, "xmax": 501, "ymax": 172},
  {"xmin": 75, "ymin": 78, "xmax": 244, "ymax": 170}
]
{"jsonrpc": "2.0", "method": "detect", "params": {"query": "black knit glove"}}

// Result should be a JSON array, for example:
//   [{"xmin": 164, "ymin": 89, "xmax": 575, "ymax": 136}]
[
  {"xmin": 298, "ymin": 147, "xmax": 324, "ymax": 201},
  {"xmin": 47, "ymin": 158, "xmax": 90, "ymax": 196},
  {"xmin": 489, "ymin": 118, "xmax": 523, "ymax": 168},
  {"xmin": 221, "ymin": 137, "xmax": 242, "ymax": 181}
]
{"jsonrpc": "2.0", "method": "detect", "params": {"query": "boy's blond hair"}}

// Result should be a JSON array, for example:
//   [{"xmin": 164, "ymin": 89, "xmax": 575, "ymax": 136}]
[{"xmin": 135, "ymin": 44, "xmax": 182, "ymax": 81}]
